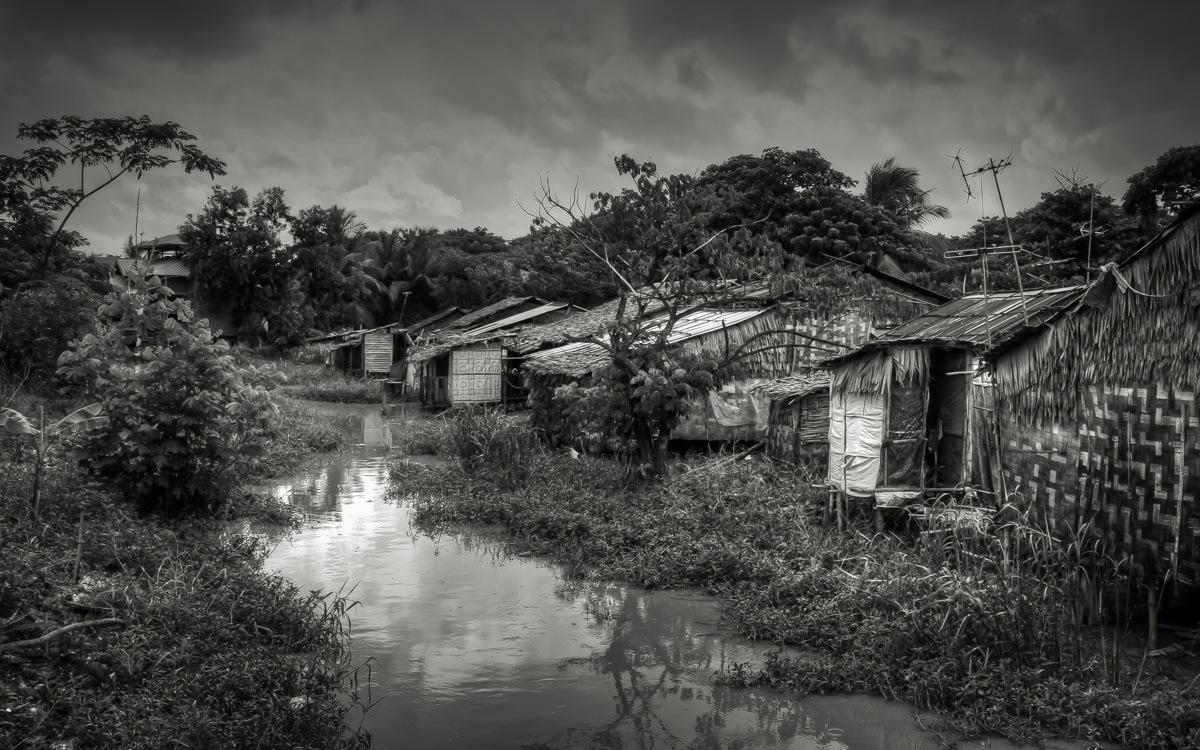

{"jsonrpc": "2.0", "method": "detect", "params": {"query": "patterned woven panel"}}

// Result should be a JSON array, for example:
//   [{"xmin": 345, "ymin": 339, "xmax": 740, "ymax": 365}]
[
  {"xmin": 1001, "ymin": 383, "xmax": 1199, "ymax": 585},
  {"xmin": 449, "ymin": 346, "xmax": 503, "ymax": 404},
  {"xmin": 792, "ymin": 313, "xmax": 876, "ymax": 370}
]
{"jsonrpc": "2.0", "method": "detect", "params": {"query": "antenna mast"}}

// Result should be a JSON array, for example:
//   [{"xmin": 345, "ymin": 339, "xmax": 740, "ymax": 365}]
[
  {"xmin": 945, "ymin": 151, "xmax": 1031, "ymax": 328},
  {"xmin": 133, "ymin": 188, "xmax": 141, "ymax": 260}
]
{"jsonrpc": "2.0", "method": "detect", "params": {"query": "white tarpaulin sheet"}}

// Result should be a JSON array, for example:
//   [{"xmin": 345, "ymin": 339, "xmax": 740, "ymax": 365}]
[
  {"xmin": 706, "ymin": 390, "xmax": 768, "ymax": 429},
  {"xmin": 827, "ymin": 389, "xmax": 886, "ymax": 496}
]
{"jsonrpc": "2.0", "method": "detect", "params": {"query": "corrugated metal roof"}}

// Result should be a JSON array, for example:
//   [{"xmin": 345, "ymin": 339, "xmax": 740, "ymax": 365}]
[
  {"xmin": 407, "ymin": 303, "xmax": 571, "ymax": 364},
  {"xmin": 447, "ymin": 296, "xmax": 540, "ymax": 330},
  {"xmin": 463, "ymin": 303, "xmax": 567, "ymax": 337},
  {"xmin": 402, "ymin": 307, "xmax": 464, "ymax": 337},
  {"xmin": 133, "ymin": 233, "xmax": 184, "ymax": 249},
  {"xmin": 869, "ymin": 286, "xmax": 1082, "ymax": 348},
  {"xmin": 652, "ymin": 308, "xmax": 768, "ymax": 342},
  {"xmin": 751, "ymin": 370, "xmax": 831, "ymax": 401},
  {"xmin": 523, "ymin": 306, "xmax": 776, "ymax": 377}
]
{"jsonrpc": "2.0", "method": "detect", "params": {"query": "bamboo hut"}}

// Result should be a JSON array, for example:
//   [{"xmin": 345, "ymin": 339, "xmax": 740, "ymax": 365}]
[
  {"xmin": 407, "ymin": 303, "xmax": 580, "ymax": 407},
  {"xmin": 524, "ymin": 305, "xmax": 797, "ymax": 442},
  {"xmin": 752, "ymin": 371, "xmax": 831, "ymax": 465},
  {"xmin": 991, "ymin": 204, "xmax": 1200, "ymax": 587},
  {"xmin": 822, "ymin": 287, "xmax": 1083, "ymax": 507}
]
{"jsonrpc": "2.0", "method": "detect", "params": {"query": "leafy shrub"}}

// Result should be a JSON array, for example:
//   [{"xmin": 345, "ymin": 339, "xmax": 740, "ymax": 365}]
[
  {"xmin": 0, "ymin": 276, "xmax": 99, "ymax": 385},
  {"xmin": 57, "ymin": 278, "xmax": 276, "ymax": 516}
]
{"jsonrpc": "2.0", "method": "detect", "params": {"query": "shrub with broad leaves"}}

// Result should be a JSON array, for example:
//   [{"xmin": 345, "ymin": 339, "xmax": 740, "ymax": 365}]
[{"xmin": 57, "ymin": 278, "xmax": 277, "ymax": 516}]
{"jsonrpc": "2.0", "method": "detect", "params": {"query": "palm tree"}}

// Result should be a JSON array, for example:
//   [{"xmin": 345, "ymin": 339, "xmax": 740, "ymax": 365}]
[
  {"xmin": 354, "ymin": 227, "xmax": 442, "ymax": 323},
  {"xmin": 863, "ymin": 158, "xmax": 950, "ymax": 229}
]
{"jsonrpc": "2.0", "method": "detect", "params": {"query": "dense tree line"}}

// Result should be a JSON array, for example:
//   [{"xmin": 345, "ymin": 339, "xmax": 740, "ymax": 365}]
[{"xmin": 3, "ymin": 114, "xmax": 1199, "ymax": 365}]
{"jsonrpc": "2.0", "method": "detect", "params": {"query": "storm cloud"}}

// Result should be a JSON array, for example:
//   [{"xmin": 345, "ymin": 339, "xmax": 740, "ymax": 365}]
[{"xmin": 1, "ymin": 0, "xmax": 1196, "ymax": 253}]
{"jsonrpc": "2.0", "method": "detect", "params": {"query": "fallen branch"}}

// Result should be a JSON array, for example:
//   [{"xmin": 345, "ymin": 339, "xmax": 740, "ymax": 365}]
[
  {"xmin": 0, "ymin": 618, "xmax": 125, "ymax": 652},
  {"xmin": 683, "ymin": 443, "xmax": 763, "ymax": 474}
]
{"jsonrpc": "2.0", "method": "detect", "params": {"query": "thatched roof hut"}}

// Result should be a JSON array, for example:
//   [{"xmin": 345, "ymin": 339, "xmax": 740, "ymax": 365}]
[
  {"xmin": 821, "ymin": 287, "xmax": 1082, "ymax": 504},
  {"xmin": 752, "ymin": 371, "xmax": 832, "ymax": 465},
  {"xmin": 987, "ymin": 203, "xmax": 1200, "ymax": 586}
]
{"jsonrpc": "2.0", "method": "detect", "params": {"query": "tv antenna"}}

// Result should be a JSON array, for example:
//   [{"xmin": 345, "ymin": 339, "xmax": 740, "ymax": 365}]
[{"xmin": 944, "ymin": 152, "xmax": 1032, "ymax": 337}]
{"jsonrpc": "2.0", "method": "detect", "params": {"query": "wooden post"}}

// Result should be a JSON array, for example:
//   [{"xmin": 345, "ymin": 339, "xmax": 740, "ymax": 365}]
[
  {"xmin": 1174, "ymin": 401, "xmax": 1187, "ymax": 596},
  {"xmin": 839, "ymin": 407, "xmax": 849, "ymax": 532},
  {"xmin": 1148, "ymin": 584, "xmax": 1159, "ymax": 653}
]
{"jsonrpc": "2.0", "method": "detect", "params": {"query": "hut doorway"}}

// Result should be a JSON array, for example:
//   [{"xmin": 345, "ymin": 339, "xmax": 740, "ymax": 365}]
[{"xmin": 927, "ymin": 348, "xmax": 969, "ymax": 486}]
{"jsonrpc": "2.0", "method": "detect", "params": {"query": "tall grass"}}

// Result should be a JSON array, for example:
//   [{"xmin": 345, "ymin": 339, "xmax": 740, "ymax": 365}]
[
  {"xmin": 0, "ymin": 456, "xmax": 370, "ymax": 749},
  {"xmin": 443, "ymin": 408, "xmax": 542, "ymax": 486},
  {"xmin": 390, "ymin": 417, "xmax": 451, "ymax": 457}
]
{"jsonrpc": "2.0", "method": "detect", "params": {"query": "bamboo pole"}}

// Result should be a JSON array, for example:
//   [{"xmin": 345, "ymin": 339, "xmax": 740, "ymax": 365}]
[
  {"xmin": 839, "ymin": 407, "xmax": 849, "ymax": 532},
  {"xmin": 1148, "ymin": 584, "xmax": 1159, "ymax": 653},
  {"xmin": 1174, "ymin": 400, "xmax": 1187, "ymax": 597}
]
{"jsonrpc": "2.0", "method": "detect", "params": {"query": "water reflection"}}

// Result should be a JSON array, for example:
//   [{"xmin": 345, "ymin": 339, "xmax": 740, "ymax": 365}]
[{"xmin": 265, "ymin": 405, "xmax": 1085, "ymax": 750}]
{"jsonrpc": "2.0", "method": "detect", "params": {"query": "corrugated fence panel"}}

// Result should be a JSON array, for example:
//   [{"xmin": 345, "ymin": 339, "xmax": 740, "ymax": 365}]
[{"xmin": 364, "ymin": 332, "xmax": 393, "ymax": 375}]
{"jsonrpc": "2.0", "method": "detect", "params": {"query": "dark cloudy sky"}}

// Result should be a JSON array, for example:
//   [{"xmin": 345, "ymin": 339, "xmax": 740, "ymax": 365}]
[{"xmin": 2, "ymin": 1, "xmax": 1196, "ymax": 254}]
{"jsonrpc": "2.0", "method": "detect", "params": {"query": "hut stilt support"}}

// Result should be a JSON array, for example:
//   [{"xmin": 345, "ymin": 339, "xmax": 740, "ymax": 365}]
[{"xmin": 1147, "ymin": 585, "xmax": 1159, "ymax": 653}]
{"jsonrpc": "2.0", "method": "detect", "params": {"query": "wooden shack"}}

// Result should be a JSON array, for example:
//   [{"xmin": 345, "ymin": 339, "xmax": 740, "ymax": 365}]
[
  {"xmin": 408, "ymin": 303, "xmax": 579, "ymax": 407},
  {"xmin": 822, "ymin": 286, "xmax": 1083, "ymax": 507}
]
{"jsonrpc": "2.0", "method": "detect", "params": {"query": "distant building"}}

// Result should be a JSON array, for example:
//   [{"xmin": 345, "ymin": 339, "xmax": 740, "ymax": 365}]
[
  {"xmin": 407, "ymin": 301, "xmax": 582, "ymax": 407},
  {"xmin": 109, "ymin": 233, "xmax": 237, "ymax": 339},
  {"xmin": 524, "ymin": 305, "xmax": 798, "ymax": 443}
]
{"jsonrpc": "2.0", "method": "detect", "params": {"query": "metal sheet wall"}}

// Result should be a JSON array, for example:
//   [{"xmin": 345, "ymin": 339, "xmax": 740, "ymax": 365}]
[{"xmin": 364, "ymin": 332, "xmax": 393, "ymax": 375}]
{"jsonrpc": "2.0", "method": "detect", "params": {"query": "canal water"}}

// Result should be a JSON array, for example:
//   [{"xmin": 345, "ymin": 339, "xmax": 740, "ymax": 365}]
[{"xmin": 265, "ymin": 403, "xmax": 1111, "ymax": 750}]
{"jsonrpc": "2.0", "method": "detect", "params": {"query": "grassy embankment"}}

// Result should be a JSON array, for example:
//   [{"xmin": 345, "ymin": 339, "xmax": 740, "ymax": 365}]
[
  {"xmin": 0, "ymin": 374, "xmax": 367, "ymax": 748},
  {"xmin": 391, "ymin": 410, "xmax": 1200, "ymax": 750},
  {"xmin": 236, "ymin": 346, "xmax": 382, "ymax": 404}
]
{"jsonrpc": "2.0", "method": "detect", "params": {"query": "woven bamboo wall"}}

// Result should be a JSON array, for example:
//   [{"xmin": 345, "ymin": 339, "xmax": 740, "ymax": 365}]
[
  {"xmin": 765, "ymin": 394, "xmax": 830, "ymax": 467},
  {"xmin": 1000, "ymin": 383, "xmax": 1200, "ymax": 585},
  {"xmin": 790, "ymin": 312, "xmax": 876, "ymax": 370}
]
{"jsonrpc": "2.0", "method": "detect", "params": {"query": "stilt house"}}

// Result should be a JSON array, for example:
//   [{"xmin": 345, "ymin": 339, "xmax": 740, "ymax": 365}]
[
  {"xmin": 821, "ymin": 286, "xmax": 1083, "ymax": 506},
  {"xmin": 822, "ymin": 203, "xmax": 1200, "ymax": 588},
  {"xmin": 311, "ymin": 308, "xmax": 465, "ymax": 380}
]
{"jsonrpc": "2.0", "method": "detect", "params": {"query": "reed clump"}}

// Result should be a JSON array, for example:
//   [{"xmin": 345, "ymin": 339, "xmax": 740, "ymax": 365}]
[
  {"xmin": 443, "ymin": 408, "xmax": 542, "ymax": 486},
  {"xmin": 390, "ymin": 416, "xmax": 451, "ymax": 457}
]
